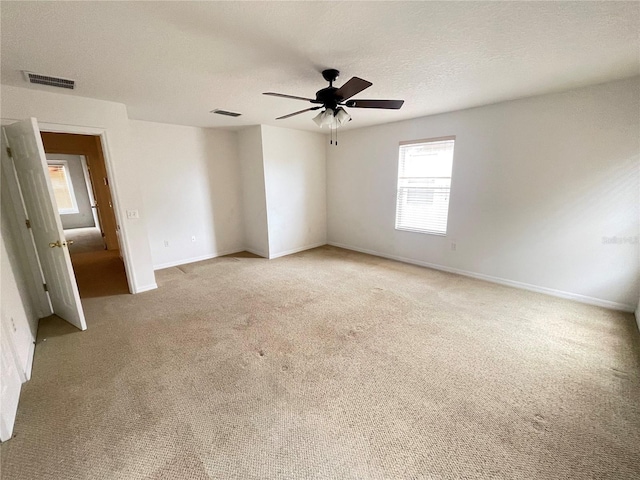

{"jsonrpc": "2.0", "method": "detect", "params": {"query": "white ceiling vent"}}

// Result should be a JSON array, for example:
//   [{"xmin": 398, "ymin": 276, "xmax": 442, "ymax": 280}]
[
  {"xmin": 23, "ymin": 71, "xmax": 75, "ymax": 89},
  {"xmin": 210, "ymin": 109, "xmax": 241, "ymax": 117}
]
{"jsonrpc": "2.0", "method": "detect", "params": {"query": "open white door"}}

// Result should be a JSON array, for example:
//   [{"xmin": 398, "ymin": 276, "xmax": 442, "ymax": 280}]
[{"xmin": 3, "ymin": 119, "xmax": 86, "ymax": 331}]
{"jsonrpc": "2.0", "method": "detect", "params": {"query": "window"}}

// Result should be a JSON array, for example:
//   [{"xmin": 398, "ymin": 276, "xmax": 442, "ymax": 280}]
[
  {"xmin": 395, "ymin": 137, "xmax": 455, "ymax": 235},
  {"xmin": 47, "ymin": 161, "xmax": 79, "ymax": 215}
]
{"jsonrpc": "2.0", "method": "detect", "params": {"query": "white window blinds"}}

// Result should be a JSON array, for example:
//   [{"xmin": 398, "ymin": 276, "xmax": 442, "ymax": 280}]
[{"xmin": 395, "ymin": 138, "xmax": 455, "ymax": 235}]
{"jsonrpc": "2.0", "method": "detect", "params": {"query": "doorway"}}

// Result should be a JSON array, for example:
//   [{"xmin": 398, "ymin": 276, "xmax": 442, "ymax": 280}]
[
  {"xmin": 46, "ymin": 154, "xmax": 104, "ymax": 253},
  {"xmin": 41, "ymin": 132, "xmax": 129, "ymax": 298}
]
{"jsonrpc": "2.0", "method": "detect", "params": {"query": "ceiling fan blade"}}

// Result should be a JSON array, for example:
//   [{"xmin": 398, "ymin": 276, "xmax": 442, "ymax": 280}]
[
  {"xmin": 335, "ymin": 77, "xmax": 372, "ymax": 101},
  {"xmin": 263, "ymin": 92, "xmax": 315, "ymax": 102},
  {"xmin": 276, "ymin": 106, "xmax": 322, "ymax": 120},
  {"xmin": 345, "ymin": 99, "xmax": 404, "ymax": 109}
]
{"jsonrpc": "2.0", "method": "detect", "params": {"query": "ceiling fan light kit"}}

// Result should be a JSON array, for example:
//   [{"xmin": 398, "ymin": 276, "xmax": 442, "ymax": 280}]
[
  {"xmin": 264, "ymin": 68, "xmax": 404, "ymax": 145},
  {"xmin": 312, "ymin": 109, "xmax": 333, "ymax": 127},
  {"xmin": 334, "ymin": 107, "xmax": 351, "ymax": 126},
  {"xmin": 312, "ymin": 107, "xmax": 351, "ymax": 128}
]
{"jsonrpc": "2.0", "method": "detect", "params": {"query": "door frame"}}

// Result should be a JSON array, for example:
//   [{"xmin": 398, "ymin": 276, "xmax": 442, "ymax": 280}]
[
  {"xmin": 38, "ymin": 123, "xmax": 135, "ymax": 295},
  {"xmin": 80, "ymin": 154, "xmax": 102, "ymax": 232}
]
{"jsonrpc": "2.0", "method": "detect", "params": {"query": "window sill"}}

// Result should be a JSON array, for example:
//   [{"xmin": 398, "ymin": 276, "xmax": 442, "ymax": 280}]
[{"xmin": 395, "ymin": 227, "xmax": 447, "ymax": 236}]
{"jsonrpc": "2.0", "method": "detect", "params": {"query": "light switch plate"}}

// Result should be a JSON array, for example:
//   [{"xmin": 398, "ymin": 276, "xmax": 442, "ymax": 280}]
[{"xmin": 126, "ymin": 209, "xmax": 139, "ymax": 219}]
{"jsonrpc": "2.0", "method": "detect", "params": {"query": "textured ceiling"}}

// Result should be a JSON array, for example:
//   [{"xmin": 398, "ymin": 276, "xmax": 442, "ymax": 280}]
[{"xmin": 1, "ymin": 1, "xmax": 638, "ymax": 132}]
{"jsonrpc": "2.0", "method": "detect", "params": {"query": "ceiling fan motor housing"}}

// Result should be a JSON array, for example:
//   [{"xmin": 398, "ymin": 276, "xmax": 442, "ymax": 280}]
[{"xmin": 314, "ymin": 87, "xmax": 339, "ymax": 109}]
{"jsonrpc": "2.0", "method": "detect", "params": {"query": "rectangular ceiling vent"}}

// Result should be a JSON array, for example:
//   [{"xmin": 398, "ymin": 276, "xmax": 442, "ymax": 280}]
[
  {"xmin": 23, "ymin": 71, "xmax": 75, "ymax": 90},
  {"xmin": 210, "ymin": 109, "xmax": 241, "ymax": 117}
]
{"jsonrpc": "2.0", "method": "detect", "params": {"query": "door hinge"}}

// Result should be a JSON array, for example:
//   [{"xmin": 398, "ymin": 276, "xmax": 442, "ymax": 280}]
[
  {"xmin": 25, "ymin": 219, "xmax": 31, "ymax": 229},
  {"xmin": 43, "ymin": 283, "xmax": 49, "ymax": 292},
  {"xmin": 6, "ymin": 147, "xmax": 12, "ymax": 158},
  {"xmin": 103, "ymin": 177, "xmax": 109, "ymax": 186}
]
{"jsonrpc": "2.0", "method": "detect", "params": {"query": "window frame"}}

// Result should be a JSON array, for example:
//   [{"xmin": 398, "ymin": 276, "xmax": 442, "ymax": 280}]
[
  {"xmin": 47, "ymin": 160, "xmax": 80, "ymax": 215},
  {"xmin": 395, "ymin": 136, "xmax": 456, "ymax": 236}
]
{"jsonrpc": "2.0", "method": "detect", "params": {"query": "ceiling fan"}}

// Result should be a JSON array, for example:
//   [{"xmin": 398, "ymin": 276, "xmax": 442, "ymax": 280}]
[{"xmin": 263, "ymin": 69, "xmax": 404, "ymax": 128}]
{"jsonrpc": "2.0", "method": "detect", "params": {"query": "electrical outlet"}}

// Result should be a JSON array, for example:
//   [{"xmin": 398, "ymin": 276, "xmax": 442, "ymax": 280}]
[
  {"xmin": 191, "ymin": 236, "xmax": 196, "ymax": 242},
  {"xmin": 164, "ymin": 240, "xmax": 170, "ymax": 247},
  {"xmin": 451, "ymin": 241, "xmax": 457, "ymax": 251}
]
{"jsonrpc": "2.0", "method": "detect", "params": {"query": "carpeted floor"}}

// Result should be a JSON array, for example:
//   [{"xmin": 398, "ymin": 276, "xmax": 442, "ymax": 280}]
[
  {"xmin": 1, "ymin": 246, "xmax": 639, "ymax": 479},
  {"xmin": 70, "ymin": 249, "xmax": 129, "ymax": 298},
  {"xmin": 64, "ymin": 227, "xmax": 105, "ymax": 254}
]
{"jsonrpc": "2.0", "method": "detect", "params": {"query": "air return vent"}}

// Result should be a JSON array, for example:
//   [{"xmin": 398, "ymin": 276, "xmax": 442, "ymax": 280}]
[
  {"xmin": 23, "ymin": 71, "xmax": 75, "ymax": 89},
  {"xmin": 210, "ymin": 109, "xmax": 242, "ymax": 117}
]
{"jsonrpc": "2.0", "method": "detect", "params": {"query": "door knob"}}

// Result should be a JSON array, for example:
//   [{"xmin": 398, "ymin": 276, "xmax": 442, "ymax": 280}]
[{"xmin": 49, "ymin": 240, "xmax": 73, "ymax": 248}]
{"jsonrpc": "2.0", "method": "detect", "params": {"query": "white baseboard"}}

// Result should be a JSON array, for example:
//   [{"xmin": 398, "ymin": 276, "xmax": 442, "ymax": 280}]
[
  {"xmin": 269, "ymin": 242, "xmax": 327, "ymax": 259},
  {"xmin": 24, "ymin": 340, "xmax": 35, "ymax": 381},
  {"xmin": 153, "ymin": 248, "xmax": 245, "ymax": 271},
  {"xmin": 328, "ymin": 242, "xmax": 635, "ymax": 312},
  {"xmin": 133, "ymin": 283, "xmax": 158, "ymax": 294}
]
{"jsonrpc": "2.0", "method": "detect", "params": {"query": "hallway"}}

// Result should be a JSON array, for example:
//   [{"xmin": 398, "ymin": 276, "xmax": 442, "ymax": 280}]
[
  {"xmin": 64, "ymin": 228, "xmax": 129, "ymax": 298},
  {"xmin": 64, "ymin": 227, "xmax": 105, "ymax": 254}
]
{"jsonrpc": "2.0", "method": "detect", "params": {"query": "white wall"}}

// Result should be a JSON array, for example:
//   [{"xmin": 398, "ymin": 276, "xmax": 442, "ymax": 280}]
[
  {"xmin": 129, "ymin": 120, "xmax": 244, "ymax": 269},
  {"xmin": 328, "ymin": 77, "xmax": 640, "ymax": 311},
  {"xmin": 0, "ymin": 214, "xmax": 38, "ymax": 378},
  {"xmin": 238, "ymin": 126, "xmax": 270, "ymax": 257},
  {"xmin": 47, "ymin": 154, "xmax": 95, "ymax": 230},
  {"xmin": 0, "ymin": 85, "xmax": 156, "ymax": 292},
  {"xmin": 261, "ymin": 125, "xmax": 327, "ymax": 258},
  {"xmin": 0, "ymin": 232, "xmax": 30, "ymax": 441},
  {"xmin": 0, "ymin": 157, "xmax": 42, "ymax": 439}
]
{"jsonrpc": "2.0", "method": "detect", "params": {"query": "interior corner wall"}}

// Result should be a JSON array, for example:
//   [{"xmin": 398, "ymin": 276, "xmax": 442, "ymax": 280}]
[
  {"xmin": 260, "ymin": 125, "xmax": 327, "ymax": 258},
  {"xmin": 0, "ymin": 84, "xmax": 156, "ymax": 292},
  {"xmin": 327, "ymin": 76, "xmax": 640, "ymax": 310},
  {"xmin": 238, "ymin": 126, "xmax": 270, "ymax": 257},
  {"xmin": 129, "ymin": 120, "xmax": 244, "ymax": 269}
]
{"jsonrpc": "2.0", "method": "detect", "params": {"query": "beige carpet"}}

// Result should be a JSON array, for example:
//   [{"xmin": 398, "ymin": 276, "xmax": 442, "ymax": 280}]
[
  {"xmin": 1, "ymin": 246, "xmax": 639, "ymax": 479},
  {"xmin": 70, "ymin": 249, "xmax": 129, "ymax": 298},
  {"xmin": 64, "ymin": 227, "xmax": 105, "ymax": 254}
]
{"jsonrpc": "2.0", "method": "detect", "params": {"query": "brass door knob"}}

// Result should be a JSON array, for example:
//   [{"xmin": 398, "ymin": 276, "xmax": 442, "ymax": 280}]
[{"xmin": 49, "ymin": 240, "xmax": 73, "ymax": 248}]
